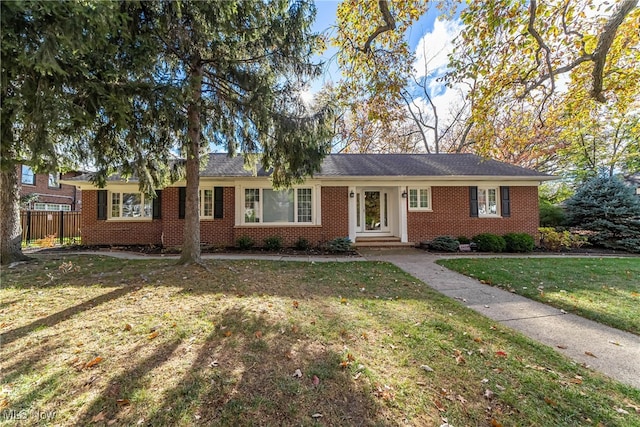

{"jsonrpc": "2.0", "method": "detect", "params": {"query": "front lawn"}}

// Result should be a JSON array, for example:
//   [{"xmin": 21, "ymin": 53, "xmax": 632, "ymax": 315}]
[
  {"xmin": 437, "ymin": 257, "xmax": 640, "ymax": 335},
  {"xmin": 1, "ymin": 255, "xmax": 638, "ymax": 426}
]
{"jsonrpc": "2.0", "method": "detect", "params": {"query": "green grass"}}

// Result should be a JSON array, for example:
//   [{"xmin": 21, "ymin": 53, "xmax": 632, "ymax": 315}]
[
  {"xmin": 437, "ymin": 257, "xmax": 640, "ymax": 335},
  {"xmin": 1, "ymin": 255, "xmax": 639, "ymax": 426}
]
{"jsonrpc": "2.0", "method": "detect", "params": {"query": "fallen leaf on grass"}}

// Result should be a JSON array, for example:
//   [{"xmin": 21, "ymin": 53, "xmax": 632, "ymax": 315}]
[
  {"xmin": 92, "ymin": 412, "xmax": 106, "ymax": 422},
  {"xmin": 124, "ymin": 324, "xmax": 132, "ymax": 331},
  {"xmin": 615, "ymin": 407, "xmax": 629, "ymax": 415},
  {"xmin": 116, "ymin": 399, "xmax": 131, "ymax": 406},
  {"xmin": 544, "ymin": 397, "xmax": 558, "ymax": 407},
  {"xmin": 311, "ymin": 413, "xmax": 323, "ymax": 418},
  {"xmin": 224, "ymin": 331, "xmax": 232, "ymax": 337},
  {"xmin": 148, "ymin": 331, "xmax": 159, "ymax": 340},
  {"xmin": 255, "ymin": 331, "xmax": 262, "ymax": 339},
  {"xmin": 312, "ymin": 375, "xmax": 320, "ymax": 386},
  {"xmin": 434, "ymin": 399, "xmax": 446, "ymax": 412},
  {"xmin": 584, "ymin": 351, "xmax": 597, "ymax": 358},
  {"xmin": 292, "ymin": 369, "xmax": 303, "ymax": 378},
  {"xmin": 292, "ymin": 300, "xmax": 299, "ymax": 309},
  {"xmin": 420, "ymin": 364, "xmax": 434, "ymax": 372},
  {"xmin": 340, "ymin": 297, "xmax": 348, "ymax": 304},
  {"xmin": 473, "ymin": 337, "xmax": 483, "ymax": 343},
  {"xmin": 484, "ymin": 389, "xmax": 494, "ymax": 399},
  {"xmin": 491, "ymin": 419, "xmax": 503, "ymax": 427},
  {"xmin": 85, "ymin": 357, "xmax": 103, "ymax": 369},
  {"xmin": 495, "ymin": 351, "xmax": 508, "ymax": 358}
]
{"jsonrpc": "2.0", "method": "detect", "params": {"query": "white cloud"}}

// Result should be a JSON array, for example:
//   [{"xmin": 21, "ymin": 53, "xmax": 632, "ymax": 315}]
[{"xmin": 413, "ymin": 18, "xmax": 464, "ymax": 79}]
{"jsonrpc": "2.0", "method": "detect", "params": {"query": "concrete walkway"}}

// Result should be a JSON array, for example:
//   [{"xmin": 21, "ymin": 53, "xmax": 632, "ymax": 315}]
[
  {"xmin": 359, "ymin": 248, "xmax": 640, "ymax": 389},
  {"xmin": 32, "ymin": 248, "xmax": 639, "ymax": 388}
]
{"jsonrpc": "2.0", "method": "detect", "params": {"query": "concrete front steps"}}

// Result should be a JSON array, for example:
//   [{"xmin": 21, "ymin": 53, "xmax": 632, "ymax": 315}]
[{"xmin": 354, "ymin": 236, "xmax": 416, "ymax": 248}]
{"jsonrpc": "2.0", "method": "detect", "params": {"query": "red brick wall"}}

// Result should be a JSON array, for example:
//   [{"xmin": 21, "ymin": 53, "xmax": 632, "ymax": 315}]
[
  {"xmin": 18, "ymin": 166, "xmax": 82, "ymax": 211},
  {"xmin": 160, "ymin": 187, "xmax": 236, "ymax": 247},
  {"xmin": 81, "ymin": 186, "xmax": 349, "ymax": 248},
  {"xmin": 81, "ymin": 190, "xmax": 162, "ymax": 245},
  {"xmin": 233, "ymin": 186, "xmax": 349, "ymax": 247},
  {"xmin": 82, "ymin": 185, "xmax": 538, "ymax": 247},
  {"xmin": 407, "ymin": 186, "xmax": 539, "ymax": 242}
]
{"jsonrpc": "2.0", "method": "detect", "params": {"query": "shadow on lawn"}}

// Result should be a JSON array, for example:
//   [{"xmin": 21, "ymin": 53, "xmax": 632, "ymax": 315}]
[
  {"xmin": 75, "ymin": 306, "xmax": 386, "ymax": 426},
  {"xmin": 0, "ymin": 286, "xmax": 137, "ymax": 346}
]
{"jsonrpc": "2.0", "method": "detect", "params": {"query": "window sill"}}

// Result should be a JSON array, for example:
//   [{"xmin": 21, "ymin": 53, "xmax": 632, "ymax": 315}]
[
  {"xmin": 477, "ymin": 215, "xmax": 501, "ymax": 218},
  {"xmin": 235, "ymin": 223, "xmax": 321, "ymax": 228},
  {"xmin": 408, "ymin": 208, "xmax": 432, "ymax": 212},
  {"xmin": 106, "ymin": 217, "xmax": 154, "ymax": 222}
]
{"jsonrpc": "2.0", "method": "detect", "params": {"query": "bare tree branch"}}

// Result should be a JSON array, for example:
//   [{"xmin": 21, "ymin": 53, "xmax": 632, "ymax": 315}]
[
  {"xmin": 591, "ymin": 0, "xmax": 638, "ymax": 101},
  {"xmin": 520, "ymin": 0, "xmax": 637, "ymax": 103},
  {"xmin": 362, "ymin": 0, "xmax": 396, "ymax": 53}
]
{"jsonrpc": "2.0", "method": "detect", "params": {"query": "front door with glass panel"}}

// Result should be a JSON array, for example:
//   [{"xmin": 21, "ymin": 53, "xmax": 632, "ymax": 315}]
[{"xmin": 357, "ymin": 189, "xmax": 389, "ymax": 233}]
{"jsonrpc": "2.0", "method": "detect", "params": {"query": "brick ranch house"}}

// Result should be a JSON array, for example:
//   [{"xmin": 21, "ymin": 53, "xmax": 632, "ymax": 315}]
[{"xmin": 63, "ymin": 153, "xmax": 554, "ymax": 248}]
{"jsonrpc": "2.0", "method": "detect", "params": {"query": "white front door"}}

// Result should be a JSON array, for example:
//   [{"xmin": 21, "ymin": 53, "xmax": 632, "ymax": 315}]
[{"xmin": 358, "ymin": 189, "xmax": 390, "ymax": 234}]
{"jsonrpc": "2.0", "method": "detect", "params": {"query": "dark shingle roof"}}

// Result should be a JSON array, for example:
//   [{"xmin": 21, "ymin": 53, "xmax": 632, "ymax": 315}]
[
  {"xmin": 316, "ymin": 154, "xmax": 549, "ymax": 177},
  {"xmin": 66, "ymin": 153, "xmax": 553, "ymax": 182}
]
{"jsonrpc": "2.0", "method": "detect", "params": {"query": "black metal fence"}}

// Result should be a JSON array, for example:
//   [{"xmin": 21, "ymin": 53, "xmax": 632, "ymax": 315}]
[{"xmin": 20, "ymin": 211, "xmax": 82, "ymax": 244}]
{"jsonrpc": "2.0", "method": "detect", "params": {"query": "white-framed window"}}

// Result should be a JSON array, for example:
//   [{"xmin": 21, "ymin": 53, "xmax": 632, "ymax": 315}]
[
  {"xmin": 21, "ymin": 165, "xmax": 35, "ymax": 185},
  {"xmin": 478, "ymin": 187, "xmax": 499, "ymax": 216},
  {"xmin": 200, "ymin": 189, "xmax": 213, "ymax": 217},
  {"xmin": 408, "ymin": 187, "xmax": 431, "ymax": 211},
  {"xmin": 243, "ymin": 187, "xmax": 313, "ymax": 224},
  {"xmin": 33, "ymin": 203, "xmax": 71, "ymax": 212},
  {"xmin": 48, "ymin": 173, "xmax": 60, "ymax": 188},
  {"xmin": 110, "ymin": 192, "xmax": 152, "ymax": 219}
]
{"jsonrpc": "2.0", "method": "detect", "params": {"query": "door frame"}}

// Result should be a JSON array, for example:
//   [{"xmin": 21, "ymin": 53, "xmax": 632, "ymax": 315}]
[{"xmin": 357, "ymin": 187, "xmax": 391, "ymax": 236}]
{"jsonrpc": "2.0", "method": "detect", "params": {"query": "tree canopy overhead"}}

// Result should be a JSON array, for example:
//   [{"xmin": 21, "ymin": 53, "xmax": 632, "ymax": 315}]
[
  {"xmin": 1, "ymin": 0, "xmax": 333, "ymax": 265},
  {"xmin": 332, "ymin": 0, "xmax": 639, "ymax": 173}
]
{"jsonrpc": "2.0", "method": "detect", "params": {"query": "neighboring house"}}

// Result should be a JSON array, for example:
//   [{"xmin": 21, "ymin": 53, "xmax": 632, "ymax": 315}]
[
  {"xmin": 624, "ymin": 173, "xmax": 640, "ymax": 196},
  {"xmin": 18, "ymin": 165, "xmax": 83, "ymax": 211},
  {"xmin": 64, "ymin": 153, "xmax": 554, "ymax": 247}
]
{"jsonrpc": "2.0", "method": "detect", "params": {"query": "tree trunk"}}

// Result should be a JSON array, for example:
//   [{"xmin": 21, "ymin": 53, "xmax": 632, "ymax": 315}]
[
  {"xmin": 0, "ymin": 166, "xmax": 29, "ymax": 265},
  {"xmin": 178, "ymin": 62, "xmax": 203, "ymax": 265}
]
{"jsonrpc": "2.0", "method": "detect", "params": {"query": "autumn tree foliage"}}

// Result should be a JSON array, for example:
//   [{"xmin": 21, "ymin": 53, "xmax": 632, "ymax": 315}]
[
  {"xmin": 334, "ymin": 0, "xmax": 638, "ymax": 175},
  {"xmin": 449, "ymin": 0, "xmax": 639, "ymax": 171}
]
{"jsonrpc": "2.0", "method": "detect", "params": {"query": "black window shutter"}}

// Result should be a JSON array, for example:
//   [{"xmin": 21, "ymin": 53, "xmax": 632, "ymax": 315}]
[
  {"xmin": 97, "ymin": 190, "xmax": 107, "ymax": 220},
  {"xmin": 152, "ymin": 190, "xmax": 162, "ymax": 219},
  {"xmin": 469, "ymin": 186, "xmax": 478, "ymax": 217},
  {"xmin": 214, "ymin": 186, "xmax": 224, "ymax": 219},
  {"xmin": 178, "ymin": 187, "xmax": 186, "ymax": 219},
  {"xmin": 501, "ymin": 186, "xmax": 511, "ymax": 217}
]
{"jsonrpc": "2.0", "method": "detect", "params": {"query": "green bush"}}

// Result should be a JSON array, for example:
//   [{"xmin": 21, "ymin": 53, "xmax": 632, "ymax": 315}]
[
  {"xmin": 429, "ymin": 236, "xmax": 460, "ymax": 252},
  {"xmin": 472, "ymin": 233, "xmax": 506, "ymax": 252},
  {"xmin": 327, "ymin": 237, "xmax": 352, "ymax": 253},
  {"xmin": 538, "ymin": 227, "xmax": 589, "ymax": 251},
  {"xmin": 503, "ymin": 233, "xmax": 535, "ymax": 252},
  {"xmin": 294, "ymin": 237, "xmax": 311, "ymax": 251},
  {"xmin": 539, "ymin": 200, "xmax": 566, "ymax": 227},
  {"xmin": 263, "ymin": 236, "xmax": 283, "ymax": 251},
  {"xmin": 236, "ymin": 235, "xmax": 255, "ymax": 250},
  {"xmin": 457, "ymin": 236, "xmax": 471, "ymax": 244}
]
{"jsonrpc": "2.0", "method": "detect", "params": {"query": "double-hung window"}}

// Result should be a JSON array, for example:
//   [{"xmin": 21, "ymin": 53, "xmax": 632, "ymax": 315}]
[
  {"xmin": 478, "ymin": 187, "xmax": 498, "ymax": 216},
  {"xmin": 200, "ymin": 189, "xmax": 213, "ymax": 217},
  {"xmin": 243, "ymin": 188, "xmax": 313, "ymax": 224},
  {"xmin": 408, "ymin": 188, "xmax": 431, "ymax": 211},
  {"xmin": 48, "ymin": 173, "xmax": 60, "ymax": 188},
  {"xmin": 21, "ymin": 165, "xmax": 35, "ymax": 185},
  {"xmin": 110, "ymin": 192, "xmax": 152, "ymax": 218}
]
